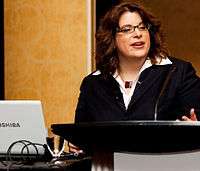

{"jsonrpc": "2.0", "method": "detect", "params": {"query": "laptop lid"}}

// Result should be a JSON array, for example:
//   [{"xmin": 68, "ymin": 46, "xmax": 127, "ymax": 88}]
[{"xmin": 0, "ymin": 100, "xmax": 47, "ymax": 156}]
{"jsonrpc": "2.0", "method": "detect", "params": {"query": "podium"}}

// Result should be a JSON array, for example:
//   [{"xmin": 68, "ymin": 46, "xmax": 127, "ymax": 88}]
[{"xmin": 51, "ymin": 121, "xmax": 200, "ymax": 171}]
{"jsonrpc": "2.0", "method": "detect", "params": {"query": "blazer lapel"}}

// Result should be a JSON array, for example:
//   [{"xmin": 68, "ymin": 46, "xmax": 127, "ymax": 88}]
[
  {"xmin": 128, "ymin": 65, "xmax": 172, "ymax": 109},
  {"xmin": 101, "ymin": 75, "xmax": 126, "ymax": 111}
]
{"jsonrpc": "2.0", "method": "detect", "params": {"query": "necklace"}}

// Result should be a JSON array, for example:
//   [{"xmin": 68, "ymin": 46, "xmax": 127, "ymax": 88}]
[
  {"xmin": 124, "ymin": 81, "xmax": 133, "ymax": 88},
  {"xmin": 118, "ymin": 74, "xmax": 134, "ymax": 89},
  {"xmin": 117, "ymin": 70, "xmax": 139, "ymax": 89}
]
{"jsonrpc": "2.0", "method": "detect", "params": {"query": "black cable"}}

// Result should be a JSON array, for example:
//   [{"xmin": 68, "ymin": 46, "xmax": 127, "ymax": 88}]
[
  {"xmin": 21, "ymin": 142, "xmax": 39, "ymax": 159},
  {"xmin": 6, "ymin": 140, "xmax": 45, "ymax": 161},
  {"xmin": 6, "ymin": 140, "xmax": 30, "ymax": 161},
  {"xmin": 1, "ymin": 140, "xmax": 47, "ymax": 171},
  {"xmin": 22, "ymin": 142, "xmax": 45, "ymax": 157}
]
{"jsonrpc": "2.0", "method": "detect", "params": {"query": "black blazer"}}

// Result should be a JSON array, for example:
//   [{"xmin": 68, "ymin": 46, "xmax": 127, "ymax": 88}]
[{"xmin": 75, "ymin": 57, "xmax": 200, "ymax": 122}]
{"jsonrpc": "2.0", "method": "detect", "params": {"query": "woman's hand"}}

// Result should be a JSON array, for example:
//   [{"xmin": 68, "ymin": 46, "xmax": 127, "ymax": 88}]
[
  {"xmin": 68, "ymin": 142, "xmax": 84, "ymax": 154},
  {"xmin": 181, "ymin": 108, "xmax": 197, "ymax": 121}
]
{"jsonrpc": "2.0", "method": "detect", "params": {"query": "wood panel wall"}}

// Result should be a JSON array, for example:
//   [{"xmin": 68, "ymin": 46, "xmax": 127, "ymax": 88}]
[{"xmin": 4, "ymin": 0, "xmax": 88, "ymax": 130}]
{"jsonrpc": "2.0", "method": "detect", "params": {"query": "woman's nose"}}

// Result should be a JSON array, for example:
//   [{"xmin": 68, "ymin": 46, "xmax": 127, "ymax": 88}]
[{"xmin": 133, "ymin": 28, "xmax": 142, "ymax": 38}]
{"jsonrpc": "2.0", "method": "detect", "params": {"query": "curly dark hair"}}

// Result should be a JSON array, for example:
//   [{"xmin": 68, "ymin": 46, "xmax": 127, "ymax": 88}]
[{"xmin": 95, "ymin": 1, "xmax": 169, "ymax": 77}]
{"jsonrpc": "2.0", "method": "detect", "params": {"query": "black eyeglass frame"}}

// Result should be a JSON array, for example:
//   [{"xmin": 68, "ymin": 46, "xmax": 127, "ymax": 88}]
[{"xmin": 116, "ymin": 22, "xmax": 151, "ymax": 34}]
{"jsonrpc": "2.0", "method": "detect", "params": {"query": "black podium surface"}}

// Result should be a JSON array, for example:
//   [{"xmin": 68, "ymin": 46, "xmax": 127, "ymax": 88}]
[
  {"xmin": 0, "ymin": 158, "xmax": 91, "ymax": 171},
  {"xmin": 51, "ymin": 121, "xmax": 200, "ymax": 153}
]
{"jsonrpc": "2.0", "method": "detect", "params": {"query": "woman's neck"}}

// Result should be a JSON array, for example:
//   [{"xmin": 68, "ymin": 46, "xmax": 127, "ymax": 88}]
[{"xmin": 118, "ymin": 57, "xmax": 146, "ymax": 81}]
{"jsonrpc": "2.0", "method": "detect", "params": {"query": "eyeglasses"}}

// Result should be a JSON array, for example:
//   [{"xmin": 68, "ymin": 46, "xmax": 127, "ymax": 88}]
[{"xmin": 116, "ymin": 22, "xmax": 150, "ymax": 34}]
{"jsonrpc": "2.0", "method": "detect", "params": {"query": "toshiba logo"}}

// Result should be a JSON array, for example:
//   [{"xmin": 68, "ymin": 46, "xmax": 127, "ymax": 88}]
[{"xmin": 0, "ymin": 122, "xmax": 20, "ymax": 128}]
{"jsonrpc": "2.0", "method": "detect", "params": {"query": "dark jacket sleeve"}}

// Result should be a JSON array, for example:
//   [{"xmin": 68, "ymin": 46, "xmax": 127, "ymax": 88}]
[
  {"xmin": 75, "ymin": 77, "xmax": 90, "ymax": 123},
  {"xmin": 177, "ymin": 62, "xmax": 200, "ymax": 120}
]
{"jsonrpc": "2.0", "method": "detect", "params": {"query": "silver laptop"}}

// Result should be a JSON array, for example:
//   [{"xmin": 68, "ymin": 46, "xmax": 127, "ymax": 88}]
[{"xmin": 0, "ymin": 100, "xmax": 47, "ymax": 158}]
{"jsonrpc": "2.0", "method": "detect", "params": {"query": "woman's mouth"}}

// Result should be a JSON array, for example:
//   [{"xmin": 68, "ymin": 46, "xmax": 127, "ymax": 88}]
[{"xmin": 130, "ymin": 41, "xmax": 145, "ymax": 48}]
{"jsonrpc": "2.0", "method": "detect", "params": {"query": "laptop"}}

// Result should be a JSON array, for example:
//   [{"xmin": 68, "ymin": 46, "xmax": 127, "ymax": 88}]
[{"xmin": 0, "ymin": 100, "xmax": 47, "ymax": 159}]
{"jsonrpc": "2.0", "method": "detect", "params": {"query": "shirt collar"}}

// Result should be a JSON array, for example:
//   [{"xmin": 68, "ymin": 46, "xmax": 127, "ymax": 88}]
[
  {"xmin": 113, "ymin": 57, "xmax": 172, "ymax": 78},
  {"xmin": 92, "ymin": 57, "xmax": 172, "ymax": 77}
]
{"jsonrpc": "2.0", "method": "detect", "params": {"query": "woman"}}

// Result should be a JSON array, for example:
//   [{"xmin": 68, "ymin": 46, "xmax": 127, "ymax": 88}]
[{"xmin": 75, "ymin": 1, "xmax": 200, "ymax": 123}]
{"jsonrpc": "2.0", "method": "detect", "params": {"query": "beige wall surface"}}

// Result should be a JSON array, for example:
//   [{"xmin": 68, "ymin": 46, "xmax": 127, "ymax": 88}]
[{"xmin": 4, "ymin": 0, "xmax": 88, "ymax": 128}]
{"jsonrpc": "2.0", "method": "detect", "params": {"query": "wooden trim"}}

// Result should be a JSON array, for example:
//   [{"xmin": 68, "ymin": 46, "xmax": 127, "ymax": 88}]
[{"xmin": 0, "ymin": 0, "xmax": 4, "ymax": 99}]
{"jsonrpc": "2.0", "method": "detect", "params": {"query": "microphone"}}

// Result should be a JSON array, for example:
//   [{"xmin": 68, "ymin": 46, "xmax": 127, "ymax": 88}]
[{"xmin": 154, "ymin": 66, "xmax": 176, "ymax": 120}]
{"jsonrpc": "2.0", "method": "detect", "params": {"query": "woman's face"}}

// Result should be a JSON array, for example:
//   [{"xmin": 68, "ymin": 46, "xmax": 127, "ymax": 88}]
[{"xmin": 115, "ymin": 11, "xmax": 150, "ymax": 61}]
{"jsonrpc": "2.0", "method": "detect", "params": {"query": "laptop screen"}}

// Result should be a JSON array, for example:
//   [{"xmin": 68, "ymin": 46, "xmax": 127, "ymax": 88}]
[{"xmin": 0, "ymin": 100, "xmax": 47, "ymax": 156}]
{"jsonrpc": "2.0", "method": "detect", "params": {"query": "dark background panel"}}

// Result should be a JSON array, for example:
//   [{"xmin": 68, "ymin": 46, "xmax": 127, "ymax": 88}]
[{"xmin": 96, "ymin": 0, "xmax": 119, "ymax": 30}]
